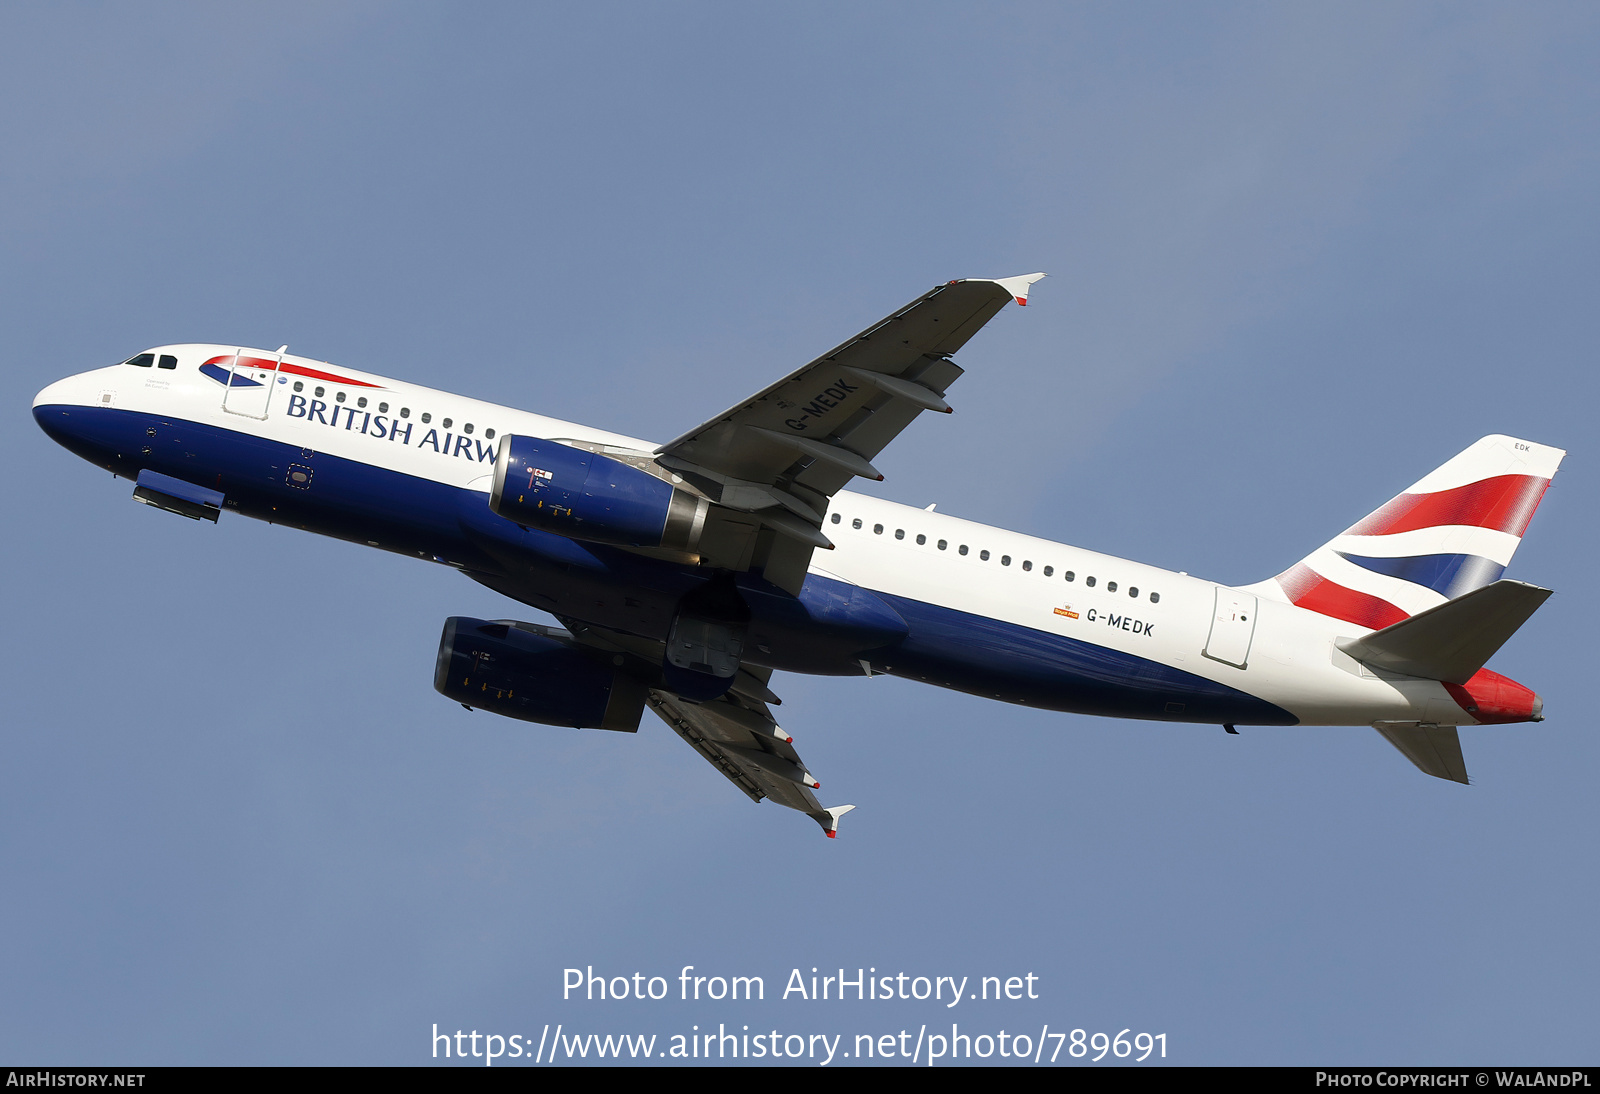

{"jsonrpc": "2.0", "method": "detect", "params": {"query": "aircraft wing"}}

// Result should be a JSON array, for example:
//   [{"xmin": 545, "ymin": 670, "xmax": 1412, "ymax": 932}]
[
  {"xmin": 659, "ymin": 273, "xmax": 1043, "ymax": 493},
  {"xmin": 550, "ymin": 618, "xmax": 855, "ymax": 836},
  {"xmin": 651, "ymin": 275, "xmax": 1043, "ymax": 592},
  {"xmin": 648, "ymin": 684, "xmax": 856, "ymax": 838}
]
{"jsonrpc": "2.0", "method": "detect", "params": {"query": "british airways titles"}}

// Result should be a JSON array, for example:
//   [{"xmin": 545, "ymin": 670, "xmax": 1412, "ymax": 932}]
[{"xmin": 284, "ymin": 394, "xmax": 497, "ymax": 464}]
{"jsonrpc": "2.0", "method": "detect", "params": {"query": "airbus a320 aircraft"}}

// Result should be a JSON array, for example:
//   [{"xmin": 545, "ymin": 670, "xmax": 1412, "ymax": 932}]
[{"xmin": 34, "ymin": 275, "xmax": 1563, "ymax": 836}]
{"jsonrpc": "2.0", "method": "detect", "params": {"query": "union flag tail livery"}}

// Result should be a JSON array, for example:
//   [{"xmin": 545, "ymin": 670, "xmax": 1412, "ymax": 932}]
[
  {"xmin": 1250, "ymin": 435, "xmax": 1561, "ymax": 784},
  {"xmin": 1267, "ymin": 435, "xmax": 1564, "ymax": 629},
  {"xmin": 32, "ymin": 277, "xmax": 1568, "ymax": 832}
]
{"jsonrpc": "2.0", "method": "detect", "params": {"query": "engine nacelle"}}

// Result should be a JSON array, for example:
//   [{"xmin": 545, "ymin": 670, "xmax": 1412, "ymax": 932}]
[
  {"xmin": 490, "ymin": 435, "xmax": 707, "ymax": 550},
  {"xmin": 433, "ymin": 616, "xmax": 648, "ymax": 731}
]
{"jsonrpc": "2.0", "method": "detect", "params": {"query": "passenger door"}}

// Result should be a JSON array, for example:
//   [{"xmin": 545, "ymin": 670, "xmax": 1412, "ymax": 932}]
[
  {"xmin": 220, "ymin": 349, "xmax": 281, "ymax": 420},
  {"xmin": 1204, "ymin": 588, "xmax": 1257, "ymax": 669}
]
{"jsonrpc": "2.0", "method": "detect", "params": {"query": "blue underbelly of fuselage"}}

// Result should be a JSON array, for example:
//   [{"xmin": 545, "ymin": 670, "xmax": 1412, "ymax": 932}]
[{"xmin": 35, "ymin": 404, "xmax": 1297, "ymax": 726}]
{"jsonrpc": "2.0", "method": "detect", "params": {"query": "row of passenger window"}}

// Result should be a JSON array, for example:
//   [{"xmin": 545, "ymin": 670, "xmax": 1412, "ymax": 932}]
[
  {"xmin": 831, "ymin": 512, "xmax": 1160, "ymax": 603},
  {"xmin": 125, "ymin": 353, "xmax": 177, "ymax": 369},
  {"xmin": 288, "ymin": 381, "xmax": 497, "ymax": 439}
]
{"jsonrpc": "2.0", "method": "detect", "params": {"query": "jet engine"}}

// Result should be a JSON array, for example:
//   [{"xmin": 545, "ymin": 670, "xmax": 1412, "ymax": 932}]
[
  {"xmin": 433, "ymin": 616, "xmax": 649, "ymax": 731},
  {"xmin": 490, "ymin": 435, "xmax": 708, "ymax": 550}
]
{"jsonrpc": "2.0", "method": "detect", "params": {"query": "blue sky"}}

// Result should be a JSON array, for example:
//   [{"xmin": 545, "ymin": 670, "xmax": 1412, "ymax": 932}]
[{"xmin": 2, "ymin": 2, "xmax": 1596, "ymax": 1065}]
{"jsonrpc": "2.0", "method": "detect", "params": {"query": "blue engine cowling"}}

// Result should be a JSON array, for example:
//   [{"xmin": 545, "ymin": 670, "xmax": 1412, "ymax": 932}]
[
  {"xmin": 433, "ymin": 616, "xmax": 649, "ymax": 731},
  {"xmin": 490, "ymin": 435, "xmax": 708, "ymax": 549}
]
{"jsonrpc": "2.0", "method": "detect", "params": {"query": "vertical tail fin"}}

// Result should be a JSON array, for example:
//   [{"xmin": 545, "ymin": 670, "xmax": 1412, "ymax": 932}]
[{"xmin": 1262, "ymin": 435, "xmax": 1564, "ymax": 630}]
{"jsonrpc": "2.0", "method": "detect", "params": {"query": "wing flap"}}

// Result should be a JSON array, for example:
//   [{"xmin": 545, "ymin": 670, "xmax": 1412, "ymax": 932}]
[{"xmin": 653, "ymin": 694, "xmax": 767, "ymax": 803}]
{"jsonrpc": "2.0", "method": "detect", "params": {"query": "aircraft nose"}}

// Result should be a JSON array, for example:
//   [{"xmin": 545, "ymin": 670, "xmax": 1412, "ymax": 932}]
[
  {"xmin": 33, "ymin": 372, "xmax": 105, "ymax": 452},
  {"xmin": 33, "ymin": 375, "xmax": 79, "ymax": 410},
  {"xmin": 1530, "ymin": 693, "xmax": 1544, "ymax": 722},
  {"xmin": 34, "ymin": 394, "xmax": 78, "ymax": 447}
]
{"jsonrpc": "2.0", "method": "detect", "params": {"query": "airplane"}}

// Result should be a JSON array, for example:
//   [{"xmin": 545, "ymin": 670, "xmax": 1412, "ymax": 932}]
[{"xmin": 32, "ymin": 274, "xmax": 1564, "ymax": 837}]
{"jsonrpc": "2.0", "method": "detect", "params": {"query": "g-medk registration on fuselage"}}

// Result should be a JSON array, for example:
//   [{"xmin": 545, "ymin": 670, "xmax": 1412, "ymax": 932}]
[{"xmin": 33, "ymin": 276, "xmax": 1563, "ymax": 835}]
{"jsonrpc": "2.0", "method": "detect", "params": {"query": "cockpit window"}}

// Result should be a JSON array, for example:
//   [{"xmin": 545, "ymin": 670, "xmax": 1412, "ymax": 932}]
[
  {"xmin": 125, "ymin": 353, "xmax": 154, "ymax": 367},
  {"xmin": 157, "ymin": 355, "xmax": 177, "ymax": 369}
]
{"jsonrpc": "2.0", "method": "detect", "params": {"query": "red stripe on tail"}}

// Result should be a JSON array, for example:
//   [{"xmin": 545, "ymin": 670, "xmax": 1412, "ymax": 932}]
[
  {"xmin": 1344, "ymin": 475, "xmax": 1550, "ymax": 538},
  {"xmin": 1276, "ymin": 563, "xmax": 1410, "ymax": 630}
]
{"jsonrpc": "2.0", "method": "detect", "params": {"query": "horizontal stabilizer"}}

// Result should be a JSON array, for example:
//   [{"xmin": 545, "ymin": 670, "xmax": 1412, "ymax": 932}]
[
  {"xmin": 1373, "ymin": 723, "xmax": 1469, "ymax": 784},
  {"xmin": 1337, "ymin": 580, "xmax": 1552, "ymax": 684}
]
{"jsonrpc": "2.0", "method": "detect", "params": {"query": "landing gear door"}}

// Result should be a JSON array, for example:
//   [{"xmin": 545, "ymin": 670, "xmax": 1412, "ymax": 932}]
[
  {"xmin": 221, "ymin": 348, "xmax": 279, "ymax": 420},
  {"xmin": 1204, "ymin": 588, "xmax": 1257, "ymax": 669}
]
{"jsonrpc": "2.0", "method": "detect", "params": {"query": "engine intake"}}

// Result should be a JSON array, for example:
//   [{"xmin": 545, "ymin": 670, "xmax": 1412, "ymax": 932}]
[
  {"xmin": 433, "ymin": 616, "xmax": 648, "ymax": 732},
  {"xmin": 490, "ymin": 435, "xmax": 707, "ymax": 550}
]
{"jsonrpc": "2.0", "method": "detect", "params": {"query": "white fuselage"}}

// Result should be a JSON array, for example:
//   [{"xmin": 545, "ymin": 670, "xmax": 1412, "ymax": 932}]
[{"xmin": 34, "ymin": 344, "xmax": 1476, "ymax": 729}]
